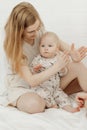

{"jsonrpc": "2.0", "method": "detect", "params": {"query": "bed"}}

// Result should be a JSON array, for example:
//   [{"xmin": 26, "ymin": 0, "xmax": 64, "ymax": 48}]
[
  {"xmin": 0, "ymin": 93, "xmax": 87, "ymax": 130},
  {"xmin": 0, "ymin": 57, "xmax": 87, "ymax": 130}
]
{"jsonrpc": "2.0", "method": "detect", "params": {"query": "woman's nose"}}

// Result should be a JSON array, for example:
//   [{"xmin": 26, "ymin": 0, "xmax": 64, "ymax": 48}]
[
  {"xmin": 34, "ymin": 30, "xmax": 38, "ymax": 35},
  {"xmin": 32, "ymin": 31, "xmax": 37, "ymax": 37}
]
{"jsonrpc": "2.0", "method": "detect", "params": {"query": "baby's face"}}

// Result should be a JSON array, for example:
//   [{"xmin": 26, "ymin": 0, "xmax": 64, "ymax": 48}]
[{"xmin": 39, "ymin": 36, "xmax": 58, "ymax": 58}]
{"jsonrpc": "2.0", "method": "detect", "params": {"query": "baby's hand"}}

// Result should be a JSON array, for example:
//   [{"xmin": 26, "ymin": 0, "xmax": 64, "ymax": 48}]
[{"xmin": 33, "ymin": 64, "xmax": 42, "ymax": 72}]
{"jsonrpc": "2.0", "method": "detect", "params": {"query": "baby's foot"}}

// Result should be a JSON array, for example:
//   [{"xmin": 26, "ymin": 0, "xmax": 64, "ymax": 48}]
[
  {"xmin": 51, "ymin": 104, "xmax": 58, "ymax": 108},
  {"xmin": 62, "ymin": 105, "xmax": 80, "ymax": 113}
]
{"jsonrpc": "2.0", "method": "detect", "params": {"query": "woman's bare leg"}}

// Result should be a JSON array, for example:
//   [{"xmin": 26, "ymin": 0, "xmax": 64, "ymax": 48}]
[
  {"xmin": 16, "ymin": 92, "xmax": 46, "ymax": 114},
  {"xmin": 61, "ymin": 62, "xmax": 87, "ymax": 91}
]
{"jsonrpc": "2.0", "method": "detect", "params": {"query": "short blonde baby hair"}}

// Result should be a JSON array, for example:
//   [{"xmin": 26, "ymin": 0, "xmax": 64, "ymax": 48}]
[{"xmin": 40, "ymin": 31, "xmax": 60, "ymax": 48}]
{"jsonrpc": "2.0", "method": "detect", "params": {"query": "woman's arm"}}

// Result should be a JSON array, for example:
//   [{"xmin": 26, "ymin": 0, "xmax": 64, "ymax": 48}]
[{"xmin": 20, "ymin": 53, "xmax": 69, "ymax": 87}]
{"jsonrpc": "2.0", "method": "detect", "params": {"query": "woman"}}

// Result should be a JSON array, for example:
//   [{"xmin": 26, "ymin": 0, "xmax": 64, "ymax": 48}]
[{"xmin": 4, "ymin": 2, "xmax": 87, "ymax": 114}]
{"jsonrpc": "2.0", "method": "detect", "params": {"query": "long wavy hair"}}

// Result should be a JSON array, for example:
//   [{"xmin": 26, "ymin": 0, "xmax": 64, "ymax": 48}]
[{"xmin": 4, "ymin": 2, "xmax": 43, "ymax": 73}]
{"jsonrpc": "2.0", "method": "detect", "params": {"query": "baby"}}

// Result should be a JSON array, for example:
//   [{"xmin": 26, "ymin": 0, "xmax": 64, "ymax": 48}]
[{"xmin": 30, "ymin": 32, "xmax": 79, "ymax": 113}]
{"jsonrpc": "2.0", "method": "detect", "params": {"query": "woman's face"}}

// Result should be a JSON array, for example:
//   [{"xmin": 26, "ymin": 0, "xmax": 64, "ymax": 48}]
[{"xmin": 23, "ymin": 19, "xmax": 40, "ymax": 42}]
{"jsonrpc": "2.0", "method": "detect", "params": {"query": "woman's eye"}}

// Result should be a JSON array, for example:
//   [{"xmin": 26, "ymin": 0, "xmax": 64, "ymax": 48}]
[{"xmin": 28, "ymin": 31, "xmax": 34, "ymax": 33}]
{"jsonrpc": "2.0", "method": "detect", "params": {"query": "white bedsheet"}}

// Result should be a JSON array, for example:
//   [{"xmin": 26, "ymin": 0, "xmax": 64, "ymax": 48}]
[
  {"xmin": 0, "ymin": 99, "xmax": 87, "ymax": 130},
  {"xmin": 0, "ymin": 58, "xmax": 87, "ymax": 130}
]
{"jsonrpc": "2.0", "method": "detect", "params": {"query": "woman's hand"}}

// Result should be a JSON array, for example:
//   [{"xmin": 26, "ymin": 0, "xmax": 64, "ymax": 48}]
[
  {"xmin": 70, "ymin": 43, "xmax": 87, "ymax": 62},
  {"xmin": 76, "ymin": 92, "xmax": 87, "ymax": 108}
]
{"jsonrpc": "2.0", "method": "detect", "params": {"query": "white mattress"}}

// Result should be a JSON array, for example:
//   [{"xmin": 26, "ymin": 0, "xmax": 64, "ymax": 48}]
[{"xmin": 0, "ymin": 95, "xmax": 87, "ymax": 130}]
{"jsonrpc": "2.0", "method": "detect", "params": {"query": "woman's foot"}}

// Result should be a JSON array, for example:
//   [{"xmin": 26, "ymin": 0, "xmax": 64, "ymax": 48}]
[{"xmin": 62, "ymin": 105, "xmax": 80, "ymax": 113}]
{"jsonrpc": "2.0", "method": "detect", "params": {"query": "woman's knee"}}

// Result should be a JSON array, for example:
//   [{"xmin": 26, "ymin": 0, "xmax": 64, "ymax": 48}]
[{"xmin": 16, "ymin": 92, "xmax": 46, "ymax": 114}]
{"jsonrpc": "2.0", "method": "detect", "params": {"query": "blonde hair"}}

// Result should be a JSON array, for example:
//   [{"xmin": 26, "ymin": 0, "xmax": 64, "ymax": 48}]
[
  {"xmin": 40, "ymin": 32, "xmax": 60, "ymax": 48},
  {"xmin": 4, "ymin": 2, "xmax": 43, "ymax": 73}
]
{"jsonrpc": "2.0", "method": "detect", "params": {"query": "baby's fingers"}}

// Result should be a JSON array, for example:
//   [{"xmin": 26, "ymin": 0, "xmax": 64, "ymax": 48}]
[
  {"xmin": 63, "ymin": 50, "xmax": 70, "ymax": 56},
  {"xmin": 78, "ymin": 46, "xmax": 87, "ymax": 53},
  {"xmin": 62, "ymin": 54, "xmax": 70, "ymax": 64}
]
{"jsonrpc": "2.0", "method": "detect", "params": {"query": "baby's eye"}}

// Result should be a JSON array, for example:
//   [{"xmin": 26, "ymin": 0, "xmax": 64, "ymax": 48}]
[
  {"xmin": 48, "ymin": 45, "xmax": 52, "ymax": 47},
  {"xmin": 41, "ymin": 45, "xmax": 45, "ymax": 47}
]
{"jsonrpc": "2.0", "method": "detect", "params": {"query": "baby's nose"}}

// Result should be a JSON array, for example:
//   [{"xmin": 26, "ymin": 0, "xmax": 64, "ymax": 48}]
[{"xmin": 45, "ymin": 48, "xmax": 48, "ymax": 50}]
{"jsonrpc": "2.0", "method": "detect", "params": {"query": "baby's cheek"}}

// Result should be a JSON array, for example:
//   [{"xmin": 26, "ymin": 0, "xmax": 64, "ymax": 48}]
[{"xmin": 84, "ymin": 100, "xmax": 87, "ymax": 109}]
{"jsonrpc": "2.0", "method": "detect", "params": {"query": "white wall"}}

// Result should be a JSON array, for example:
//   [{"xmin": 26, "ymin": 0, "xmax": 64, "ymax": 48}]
[
  {"xmin": 0, "ymin": 0, "xmax": 87, "ymax": 46},
  {"xmin": 0, "ymin": 0, "xmax": 87, "ymax": 93}
]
